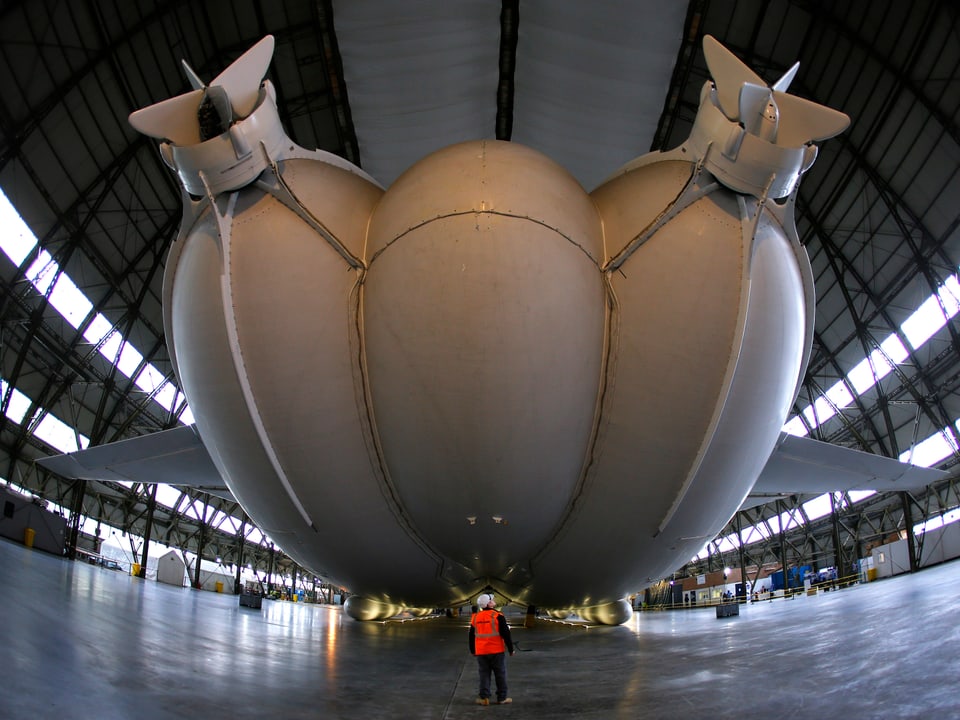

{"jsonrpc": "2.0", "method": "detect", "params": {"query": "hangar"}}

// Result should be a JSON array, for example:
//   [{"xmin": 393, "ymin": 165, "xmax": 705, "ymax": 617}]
[{"xmin": 0, "ymin": 0, "xmax": 958, "ymax": 715}]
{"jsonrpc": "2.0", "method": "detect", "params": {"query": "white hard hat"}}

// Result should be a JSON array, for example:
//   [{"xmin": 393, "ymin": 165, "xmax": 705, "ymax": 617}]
[{"xmin": 476, "ymin": 593, "xmax": 493, "ymax": 607}]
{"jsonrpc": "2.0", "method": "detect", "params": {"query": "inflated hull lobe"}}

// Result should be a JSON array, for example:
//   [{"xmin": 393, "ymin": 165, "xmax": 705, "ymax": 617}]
[{"xmin": 166, "ymin": 139, "xmax": 807, "ymax": 611}]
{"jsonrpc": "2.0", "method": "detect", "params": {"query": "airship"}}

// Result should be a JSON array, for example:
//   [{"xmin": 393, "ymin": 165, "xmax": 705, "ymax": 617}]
[{"xmin": 40, "ymin": 34, "xmax": 943, "ymax": 625}]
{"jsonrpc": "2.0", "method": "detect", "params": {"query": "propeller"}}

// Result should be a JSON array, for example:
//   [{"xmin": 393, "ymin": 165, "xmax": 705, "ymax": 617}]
[
  {"xmin": 129, "ymin": 35, "xmax": 275, "ymax": 144},
  {"xmin": 702, "ymin": 34, "xmax": 849, "ymax": 147}
]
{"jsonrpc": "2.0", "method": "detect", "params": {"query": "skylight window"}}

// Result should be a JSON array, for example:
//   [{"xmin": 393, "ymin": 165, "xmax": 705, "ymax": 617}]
[
  {"xmin": 33, "ymin": 411, "xmax": 88, "ymax": 453},
  {"xmin": 48, "ymin": 271, "xmax": 94, "ymax": 330},
  {"xmin": 899, "ymin": 430, "xmax": 958, "ymax": 468},
  {"xmin": 1, "ymin": 380, "xmax": 34, "ymax": 425},
  {"xmin": 136, "ymin": 365, "xmax": 168, "ymax": 395},
  {"xmin": 246, "ymin": 526, "xmax": 266, "ymax": 545},
  {"xmin": 98, "ymin": 331, "xmax": 124, "ymax": 364},
  {"xmin": 802, "ymin": 394, "xmax": 838, "ymax": 428},
  {"xmin": 210, "ymin": 510, "xmax": 238, "ymax": 535},
  {"xmin": 83, "ymin": 314, "xmax": 115, "ymax": 345},
  {"xmin": 740, "ymin": 522, "xmax": 770, "ymax": 544},
  {"xmin": 715, "ymin": 535, "xmax": 740, "ymax": 553},
  {"xmin": 901, "ymin": 275, "xmax": 960, "ymax": 349},
  {"xmin": 154, "ymin": 383, "xmax": 178, "ymax": 410},
  {"xmin": 915, "ymin": 507, "xmax": 960, "ymax": 535},
  {"xmin": 878, "ymin": 333, "xmax": 909, "ymax": 365},
  {"xmin": 801, "ymin": 493, "xmax": 834, "ymax": 521},
  {"xmin": 0, "ymin": 192, "xmax": 39, "ymax": 265},
  {"xmin": 847, "ymin": 355, "xmax": 880, "ymax": 395},
  {"xmin": 783, "ymin": 415, "xmax": 807, "ymax": 437},
  {"xmin": 116, "ymin": 339, "xmax": 144, "ymax": 378},
  {"xmin": 0, "ymin": 187, "xmax": 192, "ymax": 424},
  {"xmin": 785, "ymin": 273, "xmax": 959, "ymax": 447},
  {"xmin": 824, "ymin": 380, "xmax": 854, "ymax": 412},
  {"xmin": 772, "ymin": 510, "xmax": 803, "ymax": 534},
  {"xmin": 26, "ymin": 250, "xmax": 58, "ymax": 295},
  {"xmin": 155, "ymin": 484, "xmax": 184, "ymax": 509},
  {"xmin": 183, "ymin": 502, "xmax": 205, "ymax": 522}
]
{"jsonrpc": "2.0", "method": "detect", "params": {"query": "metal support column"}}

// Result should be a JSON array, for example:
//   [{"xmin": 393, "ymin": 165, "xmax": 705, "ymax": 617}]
[
  {"xmin": 138, "ymin": 483, "xmax": 158, "ymax": 578},
  {"xmin": 777, "ymin": 500, "xmax": 789, "ymax": 591},
  {"xmin": 66, "ymin": 479, "xmax": 86, "ymax": 560},
  {"xmin": 901, "ymin": 491, "xmax": 918, "ymax": 572},
  {"xmin": 830, "ymin": 492, "xmax": 844, "ymax": 576},
  {"xmin": 235, "ymin": 516, "xmax": 246, "ymax": 594},
  {"xmin": 192, "ymin": 493, "xmax": 210, "ymax": 589},
  {"xmin": 267, "ymin": 542, "xmax": 275, "ymax": 594},
  {"xmin": 736, "ymin": 511, "xmax": 747, "ymax": 600}
]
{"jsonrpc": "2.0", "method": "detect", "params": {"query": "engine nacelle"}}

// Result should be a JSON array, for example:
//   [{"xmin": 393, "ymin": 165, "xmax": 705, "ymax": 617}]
[
  {"xmin": 577, "ymin": 600, "xmax": 633, "ymax": 626},
  {"xmin": 343, "ymin": 596, "xmax": 402, "ymax": 621},
  {"xmin": 405, "ymin": 608, "xmax": 434, "ymax": 618}
]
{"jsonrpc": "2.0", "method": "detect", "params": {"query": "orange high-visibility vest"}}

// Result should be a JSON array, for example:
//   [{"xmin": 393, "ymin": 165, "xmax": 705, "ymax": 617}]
[{"xmin": 472, "ymin": 609, "xmax": 506, "ymax": 654}]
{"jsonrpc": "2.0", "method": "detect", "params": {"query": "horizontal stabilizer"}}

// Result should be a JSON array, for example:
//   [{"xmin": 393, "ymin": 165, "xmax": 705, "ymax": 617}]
[
  {"xmin": 742, "ymin": 433, "xmax": 948, "ymax": 510},
  {"xmin": 36, "ymin": 425, "xmax": 233, "ymax": 502}
]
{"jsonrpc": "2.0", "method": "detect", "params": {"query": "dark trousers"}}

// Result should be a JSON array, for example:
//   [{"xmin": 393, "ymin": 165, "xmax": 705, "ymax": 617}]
[{"xmin": 476, "ymin": 652, "xmax": 508, "ymax": 701}]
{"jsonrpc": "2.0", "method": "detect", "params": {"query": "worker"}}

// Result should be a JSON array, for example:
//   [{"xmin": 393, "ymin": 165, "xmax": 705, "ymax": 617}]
[{"xmin": 468, "ymin": 593, "xmax": 515, "ymax": 705}]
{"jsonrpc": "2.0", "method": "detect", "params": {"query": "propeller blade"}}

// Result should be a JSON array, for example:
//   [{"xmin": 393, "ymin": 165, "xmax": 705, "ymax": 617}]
[
  {"xmin": 128, "ymin": 89, "xmax": 204, "ymax": 145},
  {"xmin": 703, "ymin": 34, "xmax": 765, "ymax": 120},
  {"xmin": 210, "ymin": 35, "xmax": 275, "ymax": 119},
  {"xmin": 773, "ymin": 91, "xmax": 851, "ymax": 146}
]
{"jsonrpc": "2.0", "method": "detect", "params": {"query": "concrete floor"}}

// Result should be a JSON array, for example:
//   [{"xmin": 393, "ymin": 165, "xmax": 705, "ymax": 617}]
[{"xmin": 2, "ymin": 537, "xmax": 958, "ymax": 719}]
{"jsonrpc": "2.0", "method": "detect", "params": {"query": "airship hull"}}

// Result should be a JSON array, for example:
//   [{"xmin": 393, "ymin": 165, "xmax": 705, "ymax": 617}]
[
  {"xmin": 525, "ymin": 156, "xmax": 809, "ymax": 609},
  {"xmin": 363, "ymin": 142, "xmax": 607, "ymax": 585},
  {"xmin": 164, "ymin": 139, "xmax": 809, "ymax": 615},
  {"xmin": 115, "ymin": 33, "xmax": 851, "ymax": 622},
  {"xmin": 167, "ymin": 160, "xmax": 458, "ymax": 606}
]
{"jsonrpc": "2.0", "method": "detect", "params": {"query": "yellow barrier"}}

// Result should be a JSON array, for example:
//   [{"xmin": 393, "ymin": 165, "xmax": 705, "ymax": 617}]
[{"xmin": 23, "ymin": 527, "xmax": 35, "ymax": 548}]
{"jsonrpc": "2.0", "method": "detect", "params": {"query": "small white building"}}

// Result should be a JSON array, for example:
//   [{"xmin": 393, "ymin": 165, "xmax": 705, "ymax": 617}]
[{"xmin": 156, "ymin": 550, "xmax": 187, "ymax": 587}]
